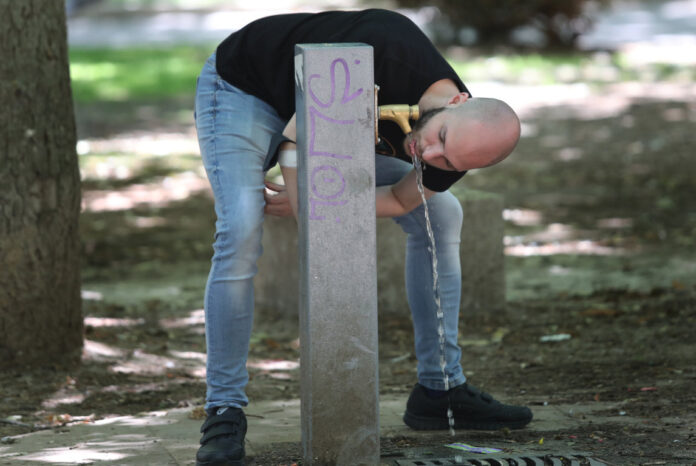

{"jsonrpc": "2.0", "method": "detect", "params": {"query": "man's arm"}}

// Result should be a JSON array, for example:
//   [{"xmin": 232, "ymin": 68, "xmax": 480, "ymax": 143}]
[
  {"xmin": 375, "ymin": 169, "xmax": 435, "ymax": 217},
  {"xmin": 263, "ymin": 148, "xmax": 298, "ymax": 218},
  {"xmin": 268, "ymin": 165, "xmax": 434, "ymax": 219},
  {"xmin": 264, "ymin": 115, "xmax": 299, "ymax": 217},
  {"xmin": 278, "ymin": 116, "xmax": 298, "ymax": 217},
  {"xmin": 265, "ymin": 113, "xmax": 435, "ymax": 218}
]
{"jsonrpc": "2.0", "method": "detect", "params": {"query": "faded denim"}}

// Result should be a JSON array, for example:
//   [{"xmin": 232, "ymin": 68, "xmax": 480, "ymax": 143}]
[{"xmin": 194, "ymin": 53, "xmax": 465, "ymax": 411}]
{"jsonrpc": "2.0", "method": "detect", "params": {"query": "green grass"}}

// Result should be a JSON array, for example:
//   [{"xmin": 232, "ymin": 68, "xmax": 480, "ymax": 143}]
[
  {"xmin": 453, "ymin": 52, "xmax": 695, "ymax": 85},
  {"xmin": 449, "ymin": 53, "xmax": 589, "ymax": 85},
  {"xmin": 70, "ymin": 45, "xmax": 693, "ymax": 103},
  {"xmin": 69, "ymin": 46, "xmax": 213, "ymax": 102}
]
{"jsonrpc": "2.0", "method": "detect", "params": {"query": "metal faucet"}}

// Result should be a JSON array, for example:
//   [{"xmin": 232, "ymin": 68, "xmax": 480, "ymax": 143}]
[
  {"xmin": 379, "ymin": 104, "xmax": 420, "ymax": 134},
  {"xmin": 374, "ymin": 85, "xmax": 419, "ymax": 143}
]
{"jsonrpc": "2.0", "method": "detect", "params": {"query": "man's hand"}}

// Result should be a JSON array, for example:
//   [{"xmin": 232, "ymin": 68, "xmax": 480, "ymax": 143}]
[{"xmin": 264, "ymin": 180, "xmax": 294, "ymax": 217}]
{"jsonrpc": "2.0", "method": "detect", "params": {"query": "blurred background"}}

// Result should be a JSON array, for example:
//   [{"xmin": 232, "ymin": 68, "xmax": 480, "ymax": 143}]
[{"xmin": 68, "ymin": 0, "xmax": 696, "ymax": 302}]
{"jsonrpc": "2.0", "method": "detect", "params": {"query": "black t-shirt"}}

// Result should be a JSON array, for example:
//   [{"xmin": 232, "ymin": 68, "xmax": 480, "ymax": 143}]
[{"xmin": 215, "ymin": 9, "xmax": 467, "ymax": 191}]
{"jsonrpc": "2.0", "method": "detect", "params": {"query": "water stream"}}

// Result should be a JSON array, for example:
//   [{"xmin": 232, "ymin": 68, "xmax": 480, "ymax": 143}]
[{"xmin": 412, "ymin": 156, "xmax": 456, "ymax": 436}]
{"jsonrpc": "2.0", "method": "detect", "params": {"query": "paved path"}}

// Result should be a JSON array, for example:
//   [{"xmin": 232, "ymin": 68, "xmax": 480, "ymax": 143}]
[{"xmin": 1, "ymin": 395, "xmax": 635, "ymax": 465}]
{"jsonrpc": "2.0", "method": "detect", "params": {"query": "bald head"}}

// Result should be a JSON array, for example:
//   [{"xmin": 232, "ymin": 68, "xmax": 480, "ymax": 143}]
[
  {"xmin": 407, "ymin": 96, "xmax": 521, "ymax": 172},
  {"xmin": 447, "ymin": 97, "xmax": 520, "ymax": 168}
]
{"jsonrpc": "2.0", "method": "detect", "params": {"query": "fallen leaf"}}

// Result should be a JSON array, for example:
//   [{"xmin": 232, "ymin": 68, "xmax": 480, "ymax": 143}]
[
  {"xmin": 264, "ymin": 338, "xmax": 282, "ymax": 350},
  {"xmin": 580, "ymin": 308, "xmax": 621, "ymax": 317},
  {"xmin": 189, "ymin": 406, "xmax": 207, "ymax": 420}
]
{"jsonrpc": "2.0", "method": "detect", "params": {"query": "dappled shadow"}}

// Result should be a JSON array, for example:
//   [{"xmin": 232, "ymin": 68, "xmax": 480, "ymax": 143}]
[
  {"xmin": 80, "ymin": 191, "xmax": 215, "ymax": 269},
  {"xmin": 76, "ymin": 92, "xmax": 696, "ymax": 267},
  {"xmin": 74, "ymin": 97, "xmax": 196, "ymax": 139},
  {"xmin": 460, "ymin": 96, "xmax": 696, "ymax": 257}
]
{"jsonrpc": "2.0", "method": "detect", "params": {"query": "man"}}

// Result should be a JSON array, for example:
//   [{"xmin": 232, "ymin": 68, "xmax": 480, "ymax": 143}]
[{"xmin": 194, "ymin": 9, "xmax": 531, "ymax": 466}]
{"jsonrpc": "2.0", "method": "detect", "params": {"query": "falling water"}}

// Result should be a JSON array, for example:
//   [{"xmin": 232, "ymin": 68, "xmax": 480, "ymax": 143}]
[{"xmin": 411, "ymin": 154, "xmax": 456, "ymax": 436}]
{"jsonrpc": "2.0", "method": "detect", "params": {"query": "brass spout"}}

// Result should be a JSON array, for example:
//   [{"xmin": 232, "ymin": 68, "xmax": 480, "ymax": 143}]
[
  {"xmin": 373, "ymin": 85, "xmax": 420, "ymax": 144},
  {"xmin": 378, "ymin": 104, "xmax": 420, "ymax": 135}
]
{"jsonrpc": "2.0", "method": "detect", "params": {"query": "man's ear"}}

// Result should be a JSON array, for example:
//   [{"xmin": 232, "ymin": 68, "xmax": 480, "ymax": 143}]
[{"xmin": 448, "ymin": 92, "xmax": 470, "ymax": 105}]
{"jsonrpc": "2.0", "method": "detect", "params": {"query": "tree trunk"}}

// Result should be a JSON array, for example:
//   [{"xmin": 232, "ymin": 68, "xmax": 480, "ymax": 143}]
[{"xmin": 0, "ymin": 0, "xmax": 83, "ymax": 367}]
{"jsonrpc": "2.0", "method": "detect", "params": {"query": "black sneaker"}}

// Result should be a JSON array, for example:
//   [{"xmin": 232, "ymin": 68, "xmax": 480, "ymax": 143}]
[
  {"xmin": 196, "ymin": 407, "xmax": 247, "ymax": 466},
  {"xmin": 403, "ymin": 383, "xmax": 533, "ymax": 431}
]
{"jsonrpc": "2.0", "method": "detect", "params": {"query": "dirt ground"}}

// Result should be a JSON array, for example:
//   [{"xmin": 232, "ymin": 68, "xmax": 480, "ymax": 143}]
[{"xmin": 2, "ymin": 83, "xmax": 696, "ymax": 464}]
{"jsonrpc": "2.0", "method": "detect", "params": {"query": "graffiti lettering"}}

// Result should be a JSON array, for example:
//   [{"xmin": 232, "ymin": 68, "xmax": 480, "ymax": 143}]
[{"xmin": 306, "ymin": 57, "xmax": 363, "ymax": 222}]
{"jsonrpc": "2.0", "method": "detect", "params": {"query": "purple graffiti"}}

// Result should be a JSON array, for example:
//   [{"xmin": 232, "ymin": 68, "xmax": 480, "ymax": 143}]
[
  {"xmin": 311, "ymin": 165, "xmax": 346, "ymax": 200},
  {"xmin": 308, "ymin": 58, "xmax": 363, "ymax": 108},
  {"xmin": 309, "ymin": 198, "xmax": 348, "ymax": 223},
  {"xmin": 306, "ymin": 57, "xmax": 363, "ymax": 222}
]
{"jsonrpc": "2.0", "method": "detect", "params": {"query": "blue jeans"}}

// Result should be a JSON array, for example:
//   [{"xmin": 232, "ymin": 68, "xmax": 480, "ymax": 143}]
[{"xmin": 195, "ymin": 53, "xmax": 466, "ymax": 412}]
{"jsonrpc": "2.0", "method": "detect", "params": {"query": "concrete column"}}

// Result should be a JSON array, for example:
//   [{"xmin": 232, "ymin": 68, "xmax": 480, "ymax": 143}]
[{"xmin": 294, "ymin": 44, "xmax": 379, "ymax": 465}]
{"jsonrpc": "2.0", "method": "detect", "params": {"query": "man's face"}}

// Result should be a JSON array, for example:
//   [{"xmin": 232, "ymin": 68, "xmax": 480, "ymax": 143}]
[
  {"xmin": 405, "ymin": 106, "xmax": 474, "ymax": 172},
  {"xmin": 405, "ymin": 95, "xmax": 520, "ymax": 173}
]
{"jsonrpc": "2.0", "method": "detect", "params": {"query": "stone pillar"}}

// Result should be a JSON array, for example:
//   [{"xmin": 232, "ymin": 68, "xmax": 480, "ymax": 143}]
[{"xmin": 294, "ymin": 44, "xmax": 379, "ymax": 465}]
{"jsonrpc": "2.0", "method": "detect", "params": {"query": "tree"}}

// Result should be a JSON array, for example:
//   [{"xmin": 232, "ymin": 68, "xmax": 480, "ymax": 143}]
[
  {"xmin": 395, "ymin": 0, "xmax": 610, "ymax": 49},
  {"xmin": 0, "ymin": 0, "xmax": 83, "ymax": 367}
]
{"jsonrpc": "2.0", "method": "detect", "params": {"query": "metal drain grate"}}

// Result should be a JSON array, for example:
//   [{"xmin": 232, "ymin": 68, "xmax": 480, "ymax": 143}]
[{"xmin": 393, "ymin": 454, "xmax": 606, "ymax": 466}]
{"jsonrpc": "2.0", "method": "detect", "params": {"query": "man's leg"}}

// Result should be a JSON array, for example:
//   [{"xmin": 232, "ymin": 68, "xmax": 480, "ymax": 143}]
[
  {"xmin": 375, "ymin": 155, "xmax": 532, "ymax": 431},
  {"xmin": 194, "ymin": 53, "xmax": 284, "ymax": 465},
  {"xmin": 374, "ymin": 155, "xmax": 465, "ymax": 387},
  {"xmin": 399, "ymin": 191, "xmax": 466, "ymax": 388}
]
